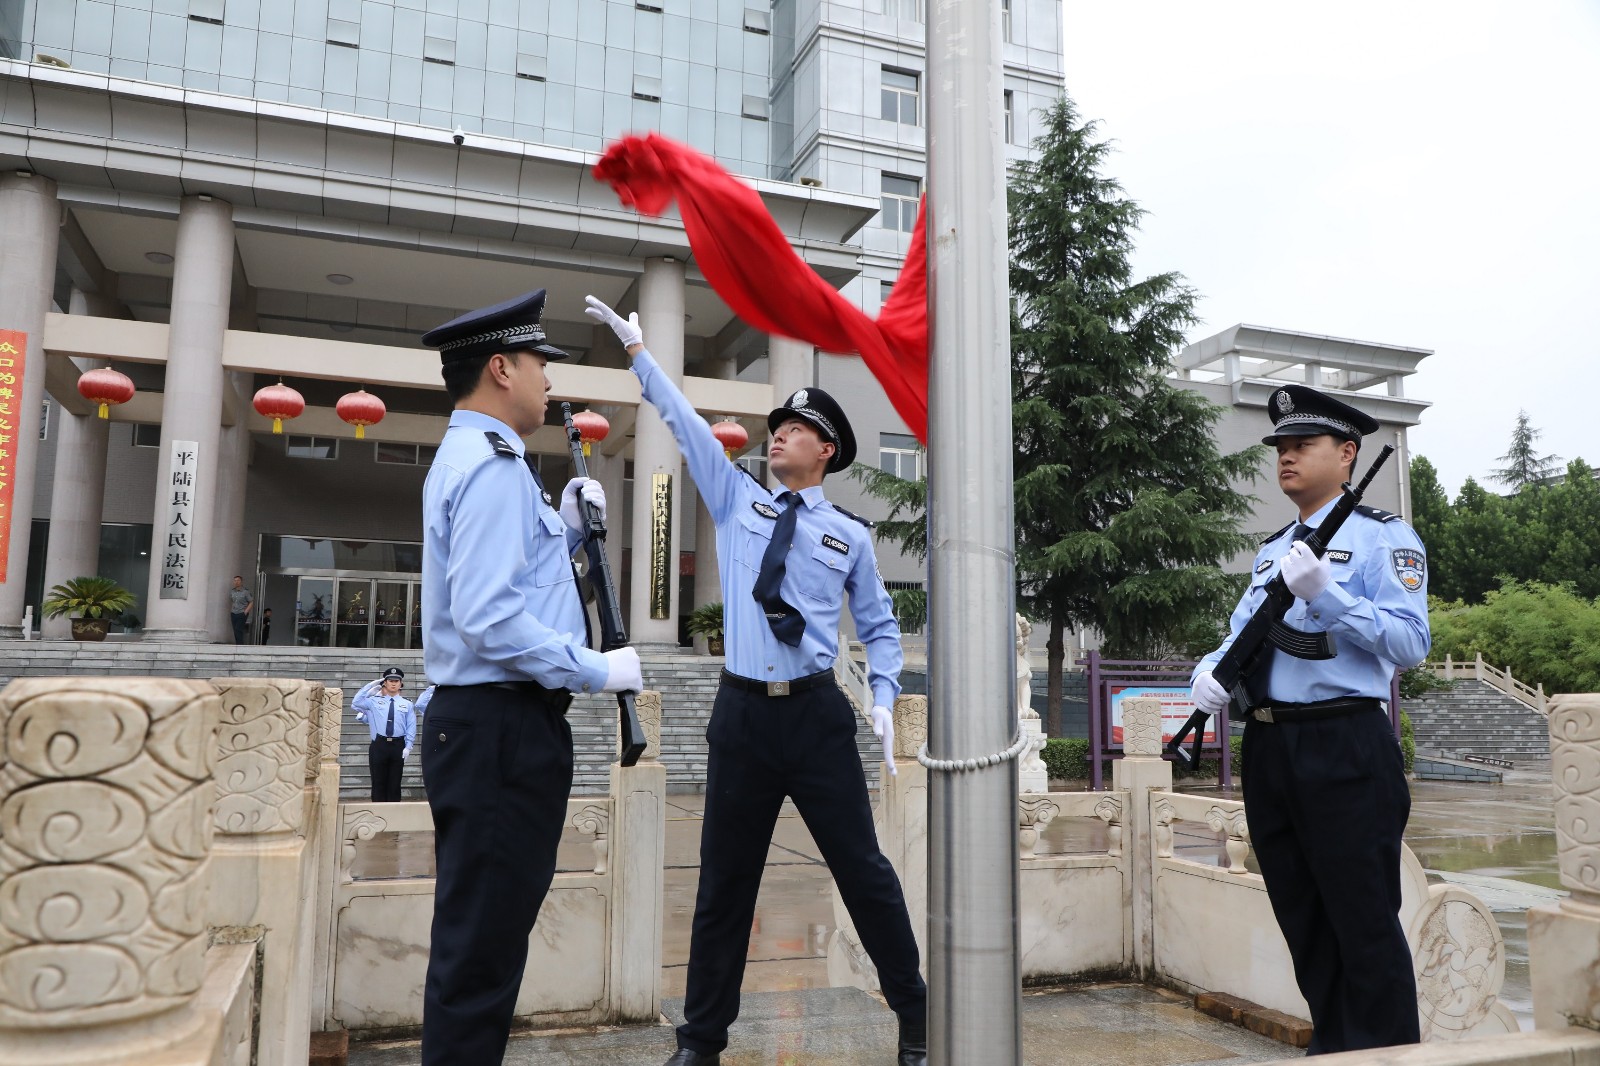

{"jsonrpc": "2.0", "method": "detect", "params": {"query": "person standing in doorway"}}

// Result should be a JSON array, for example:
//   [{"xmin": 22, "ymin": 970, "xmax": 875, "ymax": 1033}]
[
  {"xmin": 259, "ymin": 606, "xmax": 272, "ymax": 644},
  {"xmin": 228, "ymin": 576, "xmax": 253, "ymax": 644},
  {"xmin": 352, "ymin": 666, "xmax": 417, "ymax": 802},
  {"xmin": 417, "ymin": 288, "xmax": 642, "ymax": 1065},
  {"xmin": 1190, "ymin": 384, "xmax": 1429, "ymax": 1054},
  {"xmin": 586, "ymin": 295, "xmax": 925, "ymax": 1066}
]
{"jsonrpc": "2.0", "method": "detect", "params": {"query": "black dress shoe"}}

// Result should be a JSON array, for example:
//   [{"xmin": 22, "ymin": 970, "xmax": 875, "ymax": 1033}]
[
  {"xmin": 664, "ymin": 1049, "xmax": 720, "ymax": 1066},
  {"xmin": 898, "ymin": 1013, "xmax": 927, "ymax": 1066}
]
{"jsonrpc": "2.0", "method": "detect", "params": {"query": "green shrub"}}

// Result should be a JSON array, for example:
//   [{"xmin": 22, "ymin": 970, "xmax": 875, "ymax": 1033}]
[{"xmin": 1399, "ymin": 666, "xmax": 1453, "ymax": 699}]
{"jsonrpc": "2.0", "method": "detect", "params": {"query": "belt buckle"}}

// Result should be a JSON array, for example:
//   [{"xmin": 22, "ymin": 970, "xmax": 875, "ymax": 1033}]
[
  {"xmin": 1253, "ymin": 706, "xmax": 1275, "ymax": 724},
  {"xmin": 767, "ymin": 680, "xmax": 791, "ymax": 697}
]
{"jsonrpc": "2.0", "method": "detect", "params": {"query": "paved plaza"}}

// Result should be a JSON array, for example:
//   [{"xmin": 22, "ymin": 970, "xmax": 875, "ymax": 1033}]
[{"xmin": 346, "ymin": 773, "xmax": 1558, "ymax": 1065}]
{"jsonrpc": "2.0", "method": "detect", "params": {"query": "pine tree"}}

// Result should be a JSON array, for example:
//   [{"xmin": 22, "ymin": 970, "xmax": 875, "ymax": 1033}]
[
  {"xmin": 1490, "ymin": 409, "xmax": 1562, "ymax": 489},
  {"xmin": 1009, "ymin": 97, "xmax": 1265, "ymax": 719}
]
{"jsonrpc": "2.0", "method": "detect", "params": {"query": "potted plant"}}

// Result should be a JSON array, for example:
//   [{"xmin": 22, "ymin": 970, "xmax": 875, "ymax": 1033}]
[
  {"xmin": 42, "ymin": 576, "xmax": 137, "ymax": 642},
  {"xmin": 687, "ymin": 601, "xmax": 725, "ymax": 656}
]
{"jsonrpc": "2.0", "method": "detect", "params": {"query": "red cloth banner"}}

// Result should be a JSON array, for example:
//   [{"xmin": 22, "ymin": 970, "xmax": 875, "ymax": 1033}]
[
  {"xmin": 592, "ymin": 133, "xmax": 930, "ymax": 443},
  {"xmin": 0, "ymin": 329, "xmax": 25, "ymax": 583}
]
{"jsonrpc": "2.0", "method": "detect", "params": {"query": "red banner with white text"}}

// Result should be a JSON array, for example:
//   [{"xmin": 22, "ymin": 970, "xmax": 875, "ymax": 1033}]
[{"xmin": 0, "ymin": 329, "xmax": 25, "ymax": 583}]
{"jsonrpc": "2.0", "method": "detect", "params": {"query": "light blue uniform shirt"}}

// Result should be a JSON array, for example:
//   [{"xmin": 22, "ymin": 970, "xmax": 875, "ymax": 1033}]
[
  {"xmin": 351, "ymin": 682, "xmax": 418, "ymax": 749},
  {"xmin": 1194, "ymin": 496, "xmax": 1431, "ymax": 703},
  {"xmin": 414, "ymin": 685, "xmax": 435, "ymax": 716},
  {"xmin": 421, "ymin": 410, "xmax": 610, "ymax": 694},
  {"xmin": 632, "ymin": 349, "xmax": 903, "ymax": 708}
]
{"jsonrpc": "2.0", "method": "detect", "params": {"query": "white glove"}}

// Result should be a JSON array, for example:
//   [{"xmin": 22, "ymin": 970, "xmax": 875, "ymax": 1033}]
[
  {"xmin": 560, "ymin": 477, "xmax": 606, "ymax": 531},
  {"xmin": 1281, "ymin": 540, "xmax": 1331, "ymax": 601},
  {"xmin": 402, "ymin": 747, "xmax": 411, "ymax": 760},
  {"xmin": 601, "ymin": 647, "xmax": 643, "ymax": 693},
  {"xmin": 1190, "ymin": 672, "xmax": 1229, "ymax": 716},
  {"xmin": 584, "ymin": 295, "xmax": 643, "ymax": 349},
  {"xmin": 870, "ymin": 705, "xmax": 897, "ymax": 776},
  {"xmin": 356, "ymin": 712, "xmax": 367, "ymax": 722}
]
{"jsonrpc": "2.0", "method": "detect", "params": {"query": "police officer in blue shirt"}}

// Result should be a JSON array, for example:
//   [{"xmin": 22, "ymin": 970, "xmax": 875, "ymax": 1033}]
[
  {"xmin": 1191, "ymin": 384, "xmax": 1429, "ymax": 1055},
  {"xmin": 586, "ymin": 296, "xmax": 926, "ymax": 1066},
  {"xmin": 418, "ymin": 289, "xmax": 643, "ymax": 1066},
  {"xmin": 352, "ymin": 666, "xmax": 418, "ymax": 802}
]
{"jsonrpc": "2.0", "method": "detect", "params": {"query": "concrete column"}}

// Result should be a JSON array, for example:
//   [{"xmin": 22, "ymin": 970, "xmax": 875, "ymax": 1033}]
[
  {"xmin": 766, "ymin": 335, "xmax": 812, "ymax": 490},
  {"xmin": 143, "ymin": 196, "xmax": 234, "ymax": 642},
  {"xmin": 208, "ymin": 371, "xmax": 252, "ymax": 643},
  {"xmin": 629, "ymin": 257, "xmax": 686, "ymax": 647},
  {"xmin": 0, "ymin": 174, "xmax": 59, "ymax": 638}
]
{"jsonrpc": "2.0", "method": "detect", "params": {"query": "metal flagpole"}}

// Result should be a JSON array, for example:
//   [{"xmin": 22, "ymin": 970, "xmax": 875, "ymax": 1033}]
[{"xmin": 924, "ymin": 0, "xmax": 1022, "ymax": 1062}]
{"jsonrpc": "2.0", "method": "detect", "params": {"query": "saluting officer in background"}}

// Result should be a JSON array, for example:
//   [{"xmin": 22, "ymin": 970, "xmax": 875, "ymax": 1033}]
[
  {"xmin": 1190, "ymin": 384, "xmax": 1430, "ymax": 1055},
  {"xmin": 418, "ymin": 289, "xmax": 643, "ymax": 1065},
  {"xmin": 351, "ymin": 666, "xmax": 416, "ymax": 802},
  {"xmin": 586, "ymin": 296, "xmax": 927, "ymax": 1066}
]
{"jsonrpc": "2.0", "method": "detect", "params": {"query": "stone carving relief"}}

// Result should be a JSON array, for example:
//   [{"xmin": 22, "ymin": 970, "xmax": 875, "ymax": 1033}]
[
  {"xmin": 340, "ymin": 809, "xmax": 388, "ymax": 880},
  {"xmin": 1152, "ymin": 799, "xmax": 1178, "ymax": 859},
  {"xmin": 320, "ymin": 687, "xmax": 344, "ymax": 767},
  {"xmin": 1017, "ymin": 795, "xmax": 1059, "ymax": 859},
  {"xmin": 571, "ymin": 803, "xmax": 611, "ymax": 875},
  {"xmin": 304, "ymin": 682, "xmax": 325, "ymax": 782},
  {"xmin": 0, "ymin": 677, "xmax": 219, "ymax": 1028},
  {"xmin": 1121, "ymin": 697, "xmax": 1163, "ymax": 758},
  {"xmin": 211, "ymin": 678, "xmax": 315, "ymax": 837},
  {"xmin": 1548, "ymin": 694, "xmax": 1600, "ymax": 902},
  {"xmin": 633, "ymin": 690, "xmax": 662, "ymax": 762},
  {"xmin": 893, "ymin": 695, "xmax": 928, "ymax": 760},
  {"xmin": 1412, "ymin": 889, "xmax": 1513, "ymax": 1038},
  {"xmin": 1094, "ymin": 796, "xmax": 1125, "ymax": 858}
]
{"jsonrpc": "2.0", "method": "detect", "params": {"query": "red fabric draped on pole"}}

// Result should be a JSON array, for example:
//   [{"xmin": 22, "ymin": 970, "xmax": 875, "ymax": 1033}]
[{"xmin": 592, "ymin": 133, "xmax": 929, "ymax": 444}]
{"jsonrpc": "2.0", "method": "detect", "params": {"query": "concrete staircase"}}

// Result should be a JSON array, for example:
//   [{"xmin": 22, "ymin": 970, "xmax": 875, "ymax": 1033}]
[
  {"xmin": 0, "ymin": 641, "xmax": 882, "ymax": 796},
  {"xmin": 1405, "ymin": 678, "xmax": 1552, "ymax": 765}
]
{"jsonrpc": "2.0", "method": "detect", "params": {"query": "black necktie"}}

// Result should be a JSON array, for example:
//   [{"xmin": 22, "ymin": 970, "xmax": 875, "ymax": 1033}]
[
  {"xmin": 525, "ymin": 454, "xmax": 595, "ymax": 650},
  {"xmin": 386, "ymin": 697, "xmax": 395, "ymax": 738},
  {"xmin": 753, "ymin": 491, "xmax": 806, "ymax": 646}
]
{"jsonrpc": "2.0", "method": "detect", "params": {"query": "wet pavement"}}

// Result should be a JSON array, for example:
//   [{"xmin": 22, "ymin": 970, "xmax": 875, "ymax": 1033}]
[{"xmin": 346, "ymin": 771, "xmax": 1560, "ymax": 1063}]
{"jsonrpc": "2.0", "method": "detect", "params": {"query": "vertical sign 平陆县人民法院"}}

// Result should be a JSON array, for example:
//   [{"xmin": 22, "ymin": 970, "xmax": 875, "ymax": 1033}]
[
  {"xmin": 160, "ymin": 440, "xmax": 200, "ymax": 599},
  {"xmin": 0, "ymin": 330, "xmax": 27, "ymax": 583}
]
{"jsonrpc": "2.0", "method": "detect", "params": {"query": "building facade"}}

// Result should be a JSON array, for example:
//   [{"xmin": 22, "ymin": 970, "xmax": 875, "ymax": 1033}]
[{"xmin": 0, "ymin": 0, "xmax": 1066, "ymax": 645}]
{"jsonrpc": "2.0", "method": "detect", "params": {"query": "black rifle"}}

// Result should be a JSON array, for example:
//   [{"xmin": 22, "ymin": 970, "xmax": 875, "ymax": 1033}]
[
  {"xmin": 1165, "ymin": 444, "xmax": 1395, "ymax": 769},
  {"xmin": 563, "ymin": 403, "xmax": 648, "ymax": 768}
]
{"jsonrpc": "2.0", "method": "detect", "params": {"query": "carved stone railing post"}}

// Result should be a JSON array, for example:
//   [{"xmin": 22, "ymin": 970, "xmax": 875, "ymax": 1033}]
[
  {"xmin": 1529, "ymin": 693, "xmax": 1600, "ymax": 1031},
  {"xmin": 0, "ymin": 677, "xmax": 220, "ymax": 1062},
  {"xmin": 604, "ymin": 689, "xmax": 666, "ymax": 1022},
  {"xmin": 208, "ymin": 678, "xmax": 318, "ymax": 1066},
  {"xmin": 1016, "ymin": 795, "xmax": 1058, "ymax": 859},
  {"xmin": 1113, "ymin": 697, "xmax": 1170, "ymax": 978},
  {"xmin": 1205, "ymin": 806, "xmax": 1252, "ymax": 874}
]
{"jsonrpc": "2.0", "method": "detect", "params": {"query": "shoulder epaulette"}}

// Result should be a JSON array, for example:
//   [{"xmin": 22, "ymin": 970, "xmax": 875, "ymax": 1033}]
[
  {"xmin": 483, "ymin": 431, "xmax": 519, "ymax": 458},
  {"xmin": 1355, "ymin": 505, "xmax": 1402, "ymax": 523},
  {"xmin": 1261, "ymin": 522, "xmax": 1294, "ymax": 546},
  {"xmin": 738, "ymin": 466, "xmax": 770, "ymax": 494},
  {"xmin": 829, "ymin": 503, "xmax": 873, "ymax": 529}
]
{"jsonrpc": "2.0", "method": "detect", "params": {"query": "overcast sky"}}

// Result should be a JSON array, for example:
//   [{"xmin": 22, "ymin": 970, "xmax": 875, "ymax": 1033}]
[{"xmin": 1059, "ymin": 0, "xmax": 1600, "ymax": 496}]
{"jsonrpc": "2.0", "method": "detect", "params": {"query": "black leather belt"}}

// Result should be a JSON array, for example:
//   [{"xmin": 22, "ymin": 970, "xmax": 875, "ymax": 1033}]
[
  {"xmin": 720, "ymin": 668, "xmax": 835, "ymax": 698},
  {"xmin": 437, "ymin": 680, "xmax": 573, "ymax": 713},
  {"xmin": 372, "ymin": 735, "xmax": 405, "ymax": 743},
  {"xmin": 1249, "ymin": 697, "xmax": 1383, "ymax": 724}
]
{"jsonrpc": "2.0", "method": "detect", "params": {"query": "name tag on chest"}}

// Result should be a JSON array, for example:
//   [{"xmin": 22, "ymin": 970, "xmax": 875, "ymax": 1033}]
[
  {"xmin": 1325, "ymin": 549, "xmax": 1353, "ymax": 564},
  {"xmin": 821, "ymin": 534, "xmax": 849, "ymax": 555}
]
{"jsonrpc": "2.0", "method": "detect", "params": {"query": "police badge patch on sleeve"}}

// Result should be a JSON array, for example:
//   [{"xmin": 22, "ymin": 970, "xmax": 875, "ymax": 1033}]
[{"xmin": 1391, "ymin": 548, "xmax": 1426, "ymax": 592}]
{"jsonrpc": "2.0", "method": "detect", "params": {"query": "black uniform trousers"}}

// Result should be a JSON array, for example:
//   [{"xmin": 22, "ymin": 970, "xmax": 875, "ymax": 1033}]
[
  {"xmin": 1242, "ymin": 708, "xmax": 1419, "ymax": 1055},
  {"xmin": 419, "ymin": 684, "xmax": 574, "ymax": 1066},
  {"xmin": 368, "ymin": 737, "xmax": 405, "ymax": 802},
  {"xmin": 677, "ymin": 678, "xmax": 926, "ymax": 1056}
]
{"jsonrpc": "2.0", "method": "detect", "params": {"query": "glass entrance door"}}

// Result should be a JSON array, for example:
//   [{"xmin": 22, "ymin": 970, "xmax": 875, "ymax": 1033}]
[
  {"xmin": 285, "ymin": 575, "xmax": 421, "ymax": 649},
  {"xmin": 373, "ymin": 580, "xmax": 412, "ymax": 649},
  {"xmin": 336, "ymin": 580, "xmax": 373, "ymax": 647},
  {"xmin": 296, "ymin": 578, "xmax": 334, "ymax": 647}
]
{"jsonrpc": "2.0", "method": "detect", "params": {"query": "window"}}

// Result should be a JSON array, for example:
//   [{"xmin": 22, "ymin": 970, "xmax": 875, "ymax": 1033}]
[
  {"xmin": 744, "ymin": 7, "xmax": 771, "ymax": 34},
  {"xmin": 742, "ymin": 94, "xmax": 770, "ymax": 121},
  {"xmin": 885, "ymin": 580, "xmax": 925, "ymax": 634},
  {"xmin": 39, "ymin": 401, "xmax": 49, "ymax": 441},
  {"xmin": 884, "ymin": 0, "xmax": 925, "ymax": 21},
  {"xmin": 287, "ymin": 436, "xmax": 340, "ymax": 460},
  {"xmin": 423, "ymin": 36, "xmax": 456, "ymax": 66},
  {"xmin": 881, "ymin": 68, "xmax": 919, "ymax": 126},
  {"xmin": 516, "ymin": 54, "xmax": 547, "ymax": 82},
  {"xmin": 880, "ymin": 279, "xmax": 895, "ymax": 305},
  {"xmin": 879, "ymin": 432, "xmax": 922, "ymax": 481},
  {"xmin": 1004, "ymin": 90, "xmax": 1014, "ymax": 144},
  {"xmin": 327, "ymin": 19, "xmax": 360, "ymax": 48},
  {"xmin": 633, "ymin": 74, "xmax": 662, "ymax": 102},
  {"xmin": 132, "ymin": 423, "xmax": 161, "ymax": 448},
  {"xmin": 737, "ymin": 442, "xmax": 768, "ymax": 484},
  {"xmin": 880, "ymin": 173, "xmax": 921, "ymax": 233},
  {"xmin": 188, "ymin": 0, "xmax": 224, "ymax": 25},
  {"xmin": 1001, "ymin": 0, "xmax": 1012, "ymax": 42},
  {"xmin": 375, "ymin": 442, "xmax": 438, "ymax": 466}
]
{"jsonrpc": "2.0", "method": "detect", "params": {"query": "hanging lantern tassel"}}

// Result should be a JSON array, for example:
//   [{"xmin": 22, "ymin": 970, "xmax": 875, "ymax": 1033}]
[
  {"xmin": 337, "ymin": 388, "xmax": 386, "ymax": 440},
  {"xmin": 253, "ymin": 381, "xmax": 306, "ymax": 435},
  {"xmin": 571, "ymin": 409, "xmax": 611, "ymax": 458},
  {"xmin": 76, "ymin": 367, "xmax": 136, "ymax": 420},
  {"xmin": 710, "ymin": 418, "xmax": 749, "ymax": 459}
]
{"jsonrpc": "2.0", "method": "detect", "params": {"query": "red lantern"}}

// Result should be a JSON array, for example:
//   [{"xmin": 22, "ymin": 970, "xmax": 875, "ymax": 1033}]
[
  {"xmin": 710, "ymin": 418, "xmax": 749, "ymax": 459},
  {"xmin": 76, "ymin": 367, "xmax": 135, "ymax": 419},
  {"xmin": 336, "ymin": 388, "xmax": 386, "ymax": 439},
  {"xmin": 253, "ymin": 381, "xmax": 305, "ymax": 434},
  {"xmin": 571, "ymin": 409, "xmax": 610, "ymax": 457}
]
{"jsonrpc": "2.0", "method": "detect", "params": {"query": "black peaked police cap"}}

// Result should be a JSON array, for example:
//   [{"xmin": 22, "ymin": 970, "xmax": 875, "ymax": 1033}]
[
  {"xmin": 768, "ymin": 387, "xmax": 857, "ymax": 473},
  {"xmin": 421, "ymin": 289, "xmax": 568, "ymax": 364},
  {"xmin": 1262, "ymin": 384, "xmax": 1381, "ymax": 446}
]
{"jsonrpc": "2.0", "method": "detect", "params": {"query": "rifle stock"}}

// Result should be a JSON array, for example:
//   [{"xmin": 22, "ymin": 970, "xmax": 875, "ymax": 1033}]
[
  {"xmin": 563, "ymin": 403, "xmax": 648, "ymax": 767},
  {"xmin": 1165, "ymin": 444, "xmax": 1396, "ymax": 768}
]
